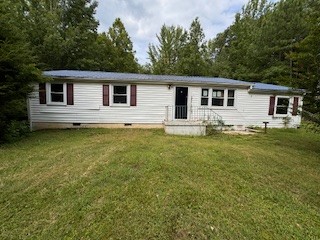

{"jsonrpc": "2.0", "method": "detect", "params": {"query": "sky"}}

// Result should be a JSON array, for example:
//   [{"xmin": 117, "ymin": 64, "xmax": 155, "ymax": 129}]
[{"xmin": 95, "ymin": 0, "xmax": 254, "ymax": 64}]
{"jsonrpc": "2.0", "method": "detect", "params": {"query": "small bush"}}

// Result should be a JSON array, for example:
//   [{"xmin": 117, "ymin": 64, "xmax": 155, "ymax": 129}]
[
  {"xmin": 301, "ymin": 120, "xmax": 320, "ymax": 134},
  {"xmin": 1, "ymin": 120, "xmax": 30, "ymax": 143},
  {"xmin": 206, "ymin": 120, "xmax": 224, "ymax": 135}
]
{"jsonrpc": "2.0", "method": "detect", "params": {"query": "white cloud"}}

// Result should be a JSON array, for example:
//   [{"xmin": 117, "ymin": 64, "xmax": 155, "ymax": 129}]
[{"xmin": 95, "ymin": 0, "xmax": 249, "ymax": 64}]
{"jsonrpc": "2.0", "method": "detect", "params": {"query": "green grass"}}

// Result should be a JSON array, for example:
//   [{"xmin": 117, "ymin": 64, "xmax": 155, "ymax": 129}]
[{"xmin": 0, "ymin": 128, "xmax": 319, "ymax": 239}]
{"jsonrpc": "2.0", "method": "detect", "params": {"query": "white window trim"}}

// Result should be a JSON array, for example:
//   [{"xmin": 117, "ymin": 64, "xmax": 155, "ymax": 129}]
[
  {"xmin": 211, "ymin": 88, "xmax": 225, "ymax": 107},
  {"xmin": 274, "ymin": 96, "xmax": 290, "ymax": 117},
  {"xmin": 46, "ymin": 83, "xmax": 67, "ymax": 105},
  {"xmin": 227, "ymin": 89, "xmax": 235, "ymax": 107},
  {"xmin": 201, "ymin": 88, "xmax": 236, "ymax": 108},
  {"xmin": 111, "ymin": 84, "xmax": 130, "ymax": 107},
  {"xmin": 201, "ymin": 88, "xmax": 209, "ymax": 106}
]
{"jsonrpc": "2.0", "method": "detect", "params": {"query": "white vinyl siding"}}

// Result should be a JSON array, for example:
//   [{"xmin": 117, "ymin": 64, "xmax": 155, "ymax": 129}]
[
  {"xmin": 29, "ymin": 83, "xmax": 302, "ymax": 129},
  {"xmin": 30, "ymin": 83, "xmax": 173, "ymax": 124}
]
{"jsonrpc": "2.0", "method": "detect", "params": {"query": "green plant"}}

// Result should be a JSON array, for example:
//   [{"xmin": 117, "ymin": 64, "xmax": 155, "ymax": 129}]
[
  {"xmin": 1, "ymin": 120, "xmax": 30, "ymax": 143},
  {"xmin": 301, "ymin": 120, "xmax": 320, "ymax": 133},
  {"xmin": 204, "ymin": 119, "xmax": 225, "ymax": 135},
  {"xmin": 282, "ymin": 116, "xmax": 292, "ymax": 128}
]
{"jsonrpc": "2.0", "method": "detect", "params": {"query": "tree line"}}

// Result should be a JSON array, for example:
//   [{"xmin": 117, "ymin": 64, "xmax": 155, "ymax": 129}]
[
  {"xmin": 0, "ymin": 0, "xmax": 319, "ymax": 142},
  {"xmin": 148, "ymin": 0, "xmax": 319, "ymax": 114}
]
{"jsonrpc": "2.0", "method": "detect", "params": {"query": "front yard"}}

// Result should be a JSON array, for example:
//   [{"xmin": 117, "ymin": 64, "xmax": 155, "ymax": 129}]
[{"xmin": 0, "ymin": 128, "xmax": 319, "ymax": 239}]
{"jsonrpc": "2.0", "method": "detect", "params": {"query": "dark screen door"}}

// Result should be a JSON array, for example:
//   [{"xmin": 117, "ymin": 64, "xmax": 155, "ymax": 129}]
[{"xmin": 175, "ymin": 87, "xmax": 188, "ymax": 119}]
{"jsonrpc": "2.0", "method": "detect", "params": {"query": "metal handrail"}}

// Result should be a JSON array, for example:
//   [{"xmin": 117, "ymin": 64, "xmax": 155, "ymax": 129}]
[{"xmin": 165, "ymin": 106, "xmax": 224, "ymax": 127}]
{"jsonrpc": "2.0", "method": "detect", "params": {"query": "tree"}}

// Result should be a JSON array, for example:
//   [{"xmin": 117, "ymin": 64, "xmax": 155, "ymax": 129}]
[
  {"xmin": 0, "ymin": 1, "xmax": 43, "ymax": 142},
  {"xmin": 290, "ymin": 0, "xmax": 320, "ymax": 113},
  {"xmin": 106, "ymin": 18, "xmax": 139, "ymax": 73},
  {"xmin": 211, "ymin": 0, "xmax": 273, "ymax": 81},
  {"xmin": 258, "ymin": 0, "xmax": 308, "ymax": 85},
  {"xmin": 148, "ymin": 25, "xmax": 187, "ymax": 74},
  {"xmin": 148, "ymin": 18, "xmax": 211, "ymax": 76},
  {"xmin": 94, "ymin": 32, "xmax": 115, "ymax": 71},
  {"xmin": 22, "ymin": 0, "xmax": 99, "ymax": 70},
  {"xmin": 177, "ymin": 17, "xmax": 210, "ymax": 76},
  {"xmin": 61, "ymin": 0, "xmax": 99, "ymax": 69},
  {"xmin": 211, "ymin": 0, "xmax": 318, "ymax": 112}
]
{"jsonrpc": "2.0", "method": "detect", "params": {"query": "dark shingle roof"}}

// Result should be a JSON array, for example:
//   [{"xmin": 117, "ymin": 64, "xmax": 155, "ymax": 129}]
[{"xmin": 43, "ymin": 70, "xmax": 304, "ymax": 94}]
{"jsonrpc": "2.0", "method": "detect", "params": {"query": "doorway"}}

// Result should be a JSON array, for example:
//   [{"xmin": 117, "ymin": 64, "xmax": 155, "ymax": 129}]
[{"xmin": 175, "ymin": 87, "xmax": 188, "ymax": 119}]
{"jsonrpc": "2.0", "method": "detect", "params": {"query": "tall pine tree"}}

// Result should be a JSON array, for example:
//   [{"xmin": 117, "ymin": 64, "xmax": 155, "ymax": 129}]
[
  {"xmin": 148, "ymin": 25, "xmax": 187, "ymax": 74},
  {"xmin": 106, "ymin": 18, "xmax": 139, "ymax": 73}
]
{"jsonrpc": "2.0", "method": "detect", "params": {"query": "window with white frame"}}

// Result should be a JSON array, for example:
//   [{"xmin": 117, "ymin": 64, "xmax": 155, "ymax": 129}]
[
  {"xmin": 113, "ymin": 85, "xmax": 128, "ymax": 105},
  {"xmin": 275, "ymin": 97, "xmax": 289, "ymax": 115},
  {"xmin": 201, "ymin": 88, "xmax": 236, "ymax": 107},
  {"xmin": 212, "ymin": 89, "xmax": 224, "ymax": 106},
  {"xmin": 227, "ymin": 90, "xmax": 235, "ymax": 106},
  {"xmin": 201, "ymin": 88, "xmax": 209, "ymax": 106},
  {"xmin": 47, "ymin": 83, "xmax": 66, "ymax": 104}
]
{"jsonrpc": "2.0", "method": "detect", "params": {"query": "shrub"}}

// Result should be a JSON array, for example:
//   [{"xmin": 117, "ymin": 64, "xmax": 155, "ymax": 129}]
[
  {"xmin": 301, "ymin": 121, "xmax": 320, "ymax": 134},
  {"xmin": 0, "ymin": 120, "xmax": 30, "ymax": 143}
]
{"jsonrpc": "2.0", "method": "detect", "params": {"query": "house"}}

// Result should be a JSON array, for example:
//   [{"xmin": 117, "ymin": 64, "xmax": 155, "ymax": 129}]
[{"xmin": 28, "ymin": 70, "xmax": 305, "ymax": 135}]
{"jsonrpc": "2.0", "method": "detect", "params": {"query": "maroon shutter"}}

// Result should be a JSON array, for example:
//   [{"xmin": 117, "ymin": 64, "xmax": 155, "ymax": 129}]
[
  {"xmin": 39, "ymin": 83, "xmax": 46, "ymax": 104},
  {"xmin": 130, "ymin": 85, "xmax": 137, "ymax": 106},
  {"xmin": 103, "ymin": 85, "xmax": 109, "ymax": 106},
  {"xmin": 67, "ymin": 83, "xmax": 74, "ymax": 105},
  {"xmin": 292, "ymin": 97, "xmax": 299, "ymax": 116},
  {"xmin": 268, "ymin": 96, "xmax": 276, "ymax": 115}
]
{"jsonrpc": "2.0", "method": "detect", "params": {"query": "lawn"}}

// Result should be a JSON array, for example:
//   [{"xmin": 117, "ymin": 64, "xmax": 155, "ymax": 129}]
[{"xmin": 0, "ymin": 128, "xmax": 319, "ymax": 239}]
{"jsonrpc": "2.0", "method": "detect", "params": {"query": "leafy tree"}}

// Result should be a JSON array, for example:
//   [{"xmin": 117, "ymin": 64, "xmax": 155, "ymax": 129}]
[
  {"xmin": 22, "ymin": 0, "xmax": 64, "ymax": 69},
  {"xmin": 21, "ymin": 1, "xmax": 140, "ymax": 72},
  {"xmin": 211, "ymin": 0, "xmax": 273, "ymax": 81},
  {"xmin": 22, "ymin": 0, "xmax": 99, "ymax": 70},
  {"xmin": 211, "ymin": 0, "xmax": 318, "ymax": 113},
  {"xmin": 0, "ymin": 1, "xmax": 43, "ymax": 142},
  {"xmin": 60, "ymin": 0, "xmax": 99, "ymax": 69}
]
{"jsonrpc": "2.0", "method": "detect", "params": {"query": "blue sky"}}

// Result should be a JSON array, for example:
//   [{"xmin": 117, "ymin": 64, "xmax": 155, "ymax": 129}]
[{"xmin": 95, "ymin": 0, "xmax": 276, "ymax": 64}]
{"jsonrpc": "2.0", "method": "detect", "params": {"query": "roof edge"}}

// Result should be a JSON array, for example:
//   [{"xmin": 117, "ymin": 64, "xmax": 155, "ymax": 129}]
[
  {"xmin": 249, "ymin": 88, "xmax": 306, "ymax": 95},
  {"xmin": 45, "ymin": 76, "xmax": 251, "ymax": 88}
]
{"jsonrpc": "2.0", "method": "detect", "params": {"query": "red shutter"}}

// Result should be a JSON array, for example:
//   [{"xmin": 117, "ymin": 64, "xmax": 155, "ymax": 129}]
[
  {"xmin": 67, "ymin": 83, "xmax": 74, "ymax": 105},
  {"xmin": 39, "ymin": 83, "xmax": 46, "ymax": 104},
  {"xmin": 268, "ymin": 96, "xmax": 276, "ymax": 115},
  {"xmin": 130, "ymin": 85, "xmax": 137, "ymax": 106},
  {"xmin": 103, "ymin": 85, "xmax": 109, "ymax": 106},
  {"xmin": 292, "ymin": 97, "xmax": 299, "ymax": 116}
]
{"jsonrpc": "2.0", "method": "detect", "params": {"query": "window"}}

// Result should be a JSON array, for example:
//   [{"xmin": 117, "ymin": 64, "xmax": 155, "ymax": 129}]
[
  {"xmin": 113, "ymin": 85, "xmax": 128, "ymax": 104},
  {"xmin": 201, "ymin": 88, "xmax": 209, "ymax": 105},
  {"xmin": 275, "ymin": 97, "xmax": 289, "ymax": 115},
  {"xmin": 227, "ymin": 90, "xmax": 235, "ymax": 106},
  {"xmin": 212, "ymin": 89, "xmax": 224, "ymax": 106},
  {"xmin": 47, "ymin": 83, "xmax": 66, "ymax": 105}
]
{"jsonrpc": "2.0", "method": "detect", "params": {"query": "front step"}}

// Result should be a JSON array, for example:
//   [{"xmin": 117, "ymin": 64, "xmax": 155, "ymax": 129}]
[{"xmin": 164, "ymin": 121, "xmax": 207, "ymax": 136}]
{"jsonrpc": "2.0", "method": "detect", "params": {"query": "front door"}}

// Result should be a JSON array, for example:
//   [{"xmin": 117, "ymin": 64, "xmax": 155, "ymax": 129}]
[{"xmin": 175, "ymin": 87, "xmax": 188, "ymax": 119}]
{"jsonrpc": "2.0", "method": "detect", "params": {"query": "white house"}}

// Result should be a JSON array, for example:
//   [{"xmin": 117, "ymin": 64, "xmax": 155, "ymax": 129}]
[{"xmin": 28, "ymin": 70, "xmax": 305, "ymax": 135}]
